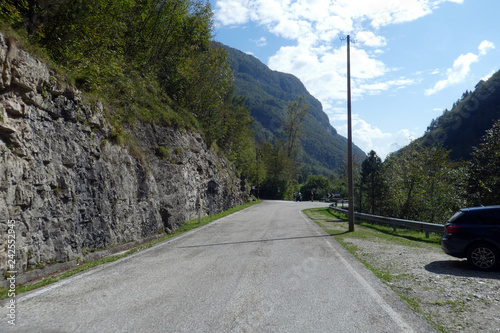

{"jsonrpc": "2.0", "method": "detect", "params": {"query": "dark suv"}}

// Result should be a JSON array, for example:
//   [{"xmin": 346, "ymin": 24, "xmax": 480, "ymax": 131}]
[{"xmin": 441, "ymin": 206, "xmax": 500, "ymax": 270}]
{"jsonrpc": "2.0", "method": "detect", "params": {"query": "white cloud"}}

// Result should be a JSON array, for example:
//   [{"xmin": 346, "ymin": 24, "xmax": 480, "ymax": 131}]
[
  {"xmin": 268, "ymin": 43, "xmax": 389, "ymax": 103},
  {"xmin": 355, "ymin": 31, "xmax": 387, "ymax": 47},
  {"xmin": 331, "ymin": 114, "xmax": 415, "ymax": 160},
  {"xmin": 352, "ymin": 116, "xmax": 392, "ymax": 150},
  {"xmin": 215, "ymin": 0, "xmax": 461, "ymax": 38},
  {"xmin": 215, "ymin": 0, "xmax": 250, "ymax": 25},
  {"xmin": 388, "ymin": 78, "xmax": 415, "ymax": 87},
  {"xmin": 478, "ymin": 40, "xmax": 495, "ymax": 55},
  {"xmin": 252, "ymin": 36, "xmax": 267, "ymax": 47},
  {"xmin": 425, "ymin": 40, "xmax": 494, "ymax": 95},
  {"xmin": 425, "ymin": 53, "xmax": 478, "ymax": 95},
  {"xmin": 365, "ymin": 0, "xmax": 434, "ymax": 28},
  {"xmin": 358, "ymin": 78, "xmax": 414, "ymax": 96}
]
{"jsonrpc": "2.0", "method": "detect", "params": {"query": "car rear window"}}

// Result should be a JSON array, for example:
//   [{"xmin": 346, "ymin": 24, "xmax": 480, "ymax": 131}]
[{"xmin": 449, "ymin": 211, "xmax": 464, "ymax": 223}]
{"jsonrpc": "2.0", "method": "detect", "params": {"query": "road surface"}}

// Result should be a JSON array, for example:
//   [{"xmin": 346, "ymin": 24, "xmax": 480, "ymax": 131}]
[{"xmin": 2, "ymin": 200, "xmax": 434, "ymax": 332}]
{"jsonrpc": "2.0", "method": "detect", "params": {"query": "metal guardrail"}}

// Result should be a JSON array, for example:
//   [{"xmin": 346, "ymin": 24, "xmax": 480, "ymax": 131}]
[{"xmin": 329, "ymin": 205, "xmax": 444, "ymax": 238}]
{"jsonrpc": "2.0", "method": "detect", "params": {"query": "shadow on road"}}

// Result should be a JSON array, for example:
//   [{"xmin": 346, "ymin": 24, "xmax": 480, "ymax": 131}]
[
  {"xmin": 320, "ymin": 219, "xmax": 348, "ymax": 224},
  {"xmin": 425, "ymin": 260, "xmax": 500, "ymax": 279},
  {"xmin": 177, "ymin": 234, "xmax": 336, "ymax": 249}
]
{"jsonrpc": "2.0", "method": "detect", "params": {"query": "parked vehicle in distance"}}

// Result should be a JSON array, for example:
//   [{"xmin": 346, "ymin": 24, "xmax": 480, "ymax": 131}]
[{"xmin": 441, "ymin": 206, "xmax": 500, "ymax": 271}]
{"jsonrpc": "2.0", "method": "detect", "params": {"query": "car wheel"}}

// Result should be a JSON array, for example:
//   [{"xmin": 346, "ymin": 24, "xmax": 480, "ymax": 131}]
[{"xmin": 467, "ymin": 243, "xmax": 499, "ymax": 271}]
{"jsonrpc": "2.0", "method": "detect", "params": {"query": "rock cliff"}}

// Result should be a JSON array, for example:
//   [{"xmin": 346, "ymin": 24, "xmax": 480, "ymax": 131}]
[{"xmin": 0, "ymin": 32, "xmax": 246, "ymax": 283}]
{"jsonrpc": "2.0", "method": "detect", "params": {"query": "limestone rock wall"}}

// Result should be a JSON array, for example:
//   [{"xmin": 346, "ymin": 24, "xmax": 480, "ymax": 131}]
[{"xmin": 0, "ymin": 33, "xmax": 246, "ymax": 281}]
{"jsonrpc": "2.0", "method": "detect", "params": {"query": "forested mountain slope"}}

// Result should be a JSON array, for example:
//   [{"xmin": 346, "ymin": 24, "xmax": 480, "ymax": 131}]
[
  {"xmin": 359, "ymin": 70, "xmax": 500, "ymax": 221},
  {"xmin": 223, "ymin": 45, "xmax": 365, "ymax": 174},
  {"xmin": 416, "ymin": 70, "xmax": 500, "ymax": 160}
]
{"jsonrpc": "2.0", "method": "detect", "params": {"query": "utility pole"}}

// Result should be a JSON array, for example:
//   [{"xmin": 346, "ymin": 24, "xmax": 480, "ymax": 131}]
[{"xmin": 341, "ymin": 34, "xmax": 355, "ymax": 232}]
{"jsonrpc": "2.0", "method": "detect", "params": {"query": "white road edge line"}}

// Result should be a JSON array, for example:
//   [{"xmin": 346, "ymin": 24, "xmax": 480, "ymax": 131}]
[{"xmin": 300, "ymin": 210, "xmax": 415, "ymax": 333}]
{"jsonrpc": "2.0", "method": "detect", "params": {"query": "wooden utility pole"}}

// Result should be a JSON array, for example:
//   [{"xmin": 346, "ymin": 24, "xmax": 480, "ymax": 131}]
[{"xmin": 342, "ymin": 35, "xmax": 355, "ymax": 232}]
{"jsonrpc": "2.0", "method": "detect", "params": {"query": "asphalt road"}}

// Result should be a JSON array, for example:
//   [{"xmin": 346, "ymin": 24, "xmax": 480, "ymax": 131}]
[{"xmin": 2, "ymin": 200, "xmax": 435, "ymax": 332}]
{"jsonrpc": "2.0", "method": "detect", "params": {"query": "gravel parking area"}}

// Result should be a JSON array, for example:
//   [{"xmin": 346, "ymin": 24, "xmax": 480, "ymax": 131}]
[
  {"xmin": 310, "ymin": 212, "xmax": 500, "ymax": 332},
  {"xmin": 347, "ymin": 237, "xmax": 500, "ymax": 332}
]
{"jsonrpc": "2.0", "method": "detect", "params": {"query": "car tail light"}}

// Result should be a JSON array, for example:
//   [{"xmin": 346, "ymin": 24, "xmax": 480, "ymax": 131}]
[{"xmin": 445, "ymin": 225, "xmax": 460, "ymax": 236}]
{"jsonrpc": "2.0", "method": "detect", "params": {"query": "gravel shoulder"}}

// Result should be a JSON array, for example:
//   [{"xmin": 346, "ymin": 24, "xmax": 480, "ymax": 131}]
[{"xmin": 308, "ymin": 209, "xmax": 500, "ymax": 333}]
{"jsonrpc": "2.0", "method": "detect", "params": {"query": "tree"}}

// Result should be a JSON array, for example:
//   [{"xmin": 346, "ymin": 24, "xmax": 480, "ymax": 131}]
[
  {"xmin": 468, "ymin": 120, "xmax": 500, "ymax": 205},
  {"xmin": 0, "ymin": 0, "xmax": 27, "ymax": 25},
  {"xmin": 218, "ymin": 90, "xmax": 256, "ymax": 178},
  {"xmin": 420, "ymin": 145, "xmax": 465, "ymax": 222},
  {"xmin": 300, "ymin": 175, "xmax": 331, "ymax": 201},
  {"xmin": 18, "ymin": 0, "xmax": 143, "ymax": 90},
  {"xmin": 382, "ymin": 144, "xmax": 466, "ymax": 222},
  {"xmin": 281, "ymin": 96, "xmax": 309, "ymax": 159},
  {"xmin": 175, "ymin": 43, "xmax": 233, "ymax": 144},
  {"xmin": 360, "ymin": 150, "xmax": 383, "ymax": 214},
  {"xmin": 257, "ymin": 142, "xmax": 290, "ymax": 199},
  {"xmin": 256, "ymin": 96, "xmax": 310, "ymax": 200}
]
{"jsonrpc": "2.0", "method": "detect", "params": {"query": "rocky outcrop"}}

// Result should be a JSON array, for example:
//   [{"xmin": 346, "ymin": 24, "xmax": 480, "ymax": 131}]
[{"xmin": 0, "ymin": 32, "xmax": 246, "ymax": 283}]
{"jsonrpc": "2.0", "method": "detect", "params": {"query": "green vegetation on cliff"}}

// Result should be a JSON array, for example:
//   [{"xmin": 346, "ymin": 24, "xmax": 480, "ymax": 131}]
[{"xmin": 1, "ymin": 0, "xmax": 255, "ymax": 177}]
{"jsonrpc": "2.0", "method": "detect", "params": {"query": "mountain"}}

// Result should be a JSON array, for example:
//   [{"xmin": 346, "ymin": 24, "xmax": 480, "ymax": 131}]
[
  {"xmin": 223, "ymin": 44, "xmax": 365, "ymax": 174},
  {"xmin": 415, "ymin": 70, "xmax": 500, "ymax": 160}
]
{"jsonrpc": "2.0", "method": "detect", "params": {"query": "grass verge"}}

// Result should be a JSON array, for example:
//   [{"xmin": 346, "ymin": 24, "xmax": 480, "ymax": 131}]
[
  {"xmin": 306, "ymin": 207, "xmax": 442, "ymax": 246},
  {"xmin": 0, "ymin": 200, "xmax": 261, "ymax": 300}
]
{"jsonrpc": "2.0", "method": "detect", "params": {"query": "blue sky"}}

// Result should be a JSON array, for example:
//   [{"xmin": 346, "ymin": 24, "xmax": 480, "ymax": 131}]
[{"xmin": 209, "ymin": 0, "xmax": 500, "ymax": 160}]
